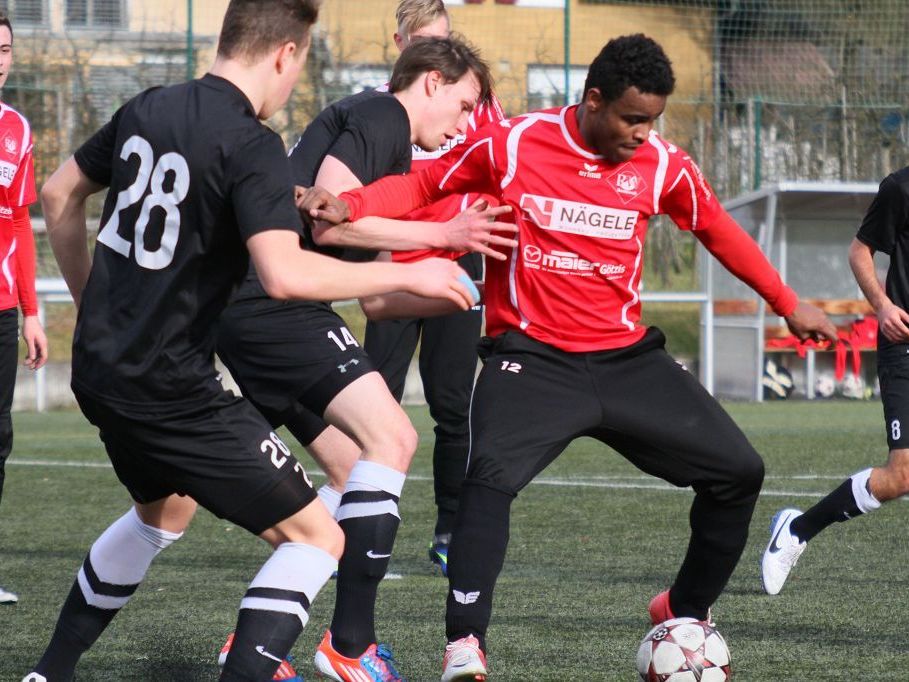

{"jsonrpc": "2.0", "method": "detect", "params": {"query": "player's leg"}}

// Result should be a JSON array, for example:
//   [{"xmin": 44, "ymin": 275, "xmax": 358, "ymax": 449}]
[
  {"xmin": 27, "ymin": 489, "xmax": 193, "ymax": 680},
  {"xmin": 761, "ymin": 353, "xmax": 909, "ymax": 594},
  {"xmin": 284, "ymin": 405, "xmax": 362, "ymax": 518},
  {"xmin": 419, "ymin": 251, "xmax": 483, "ymax": 571},
  {"xmin": 444, "ymin": 334, "xmax": 596, "ymax": 669},
  {"xmin": 588, "ymin": 329, "xmax": 764, "ymax": 622},
  {"xmin": 0, "ymin": 309, "xmax": 18, "ymax": 604},
  {"xmin": 363, "ymin": 316, "xmax": 421, "ymax": 403},
  {"xmin": 315, "ymin": 372, "xmax": 417, "ymax": 666}
]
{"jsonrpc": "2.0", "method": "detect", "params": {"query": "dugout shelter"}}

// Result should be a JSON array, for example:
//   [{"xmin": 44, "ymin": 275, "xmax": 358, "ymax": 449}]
[{"xmin": 705, "ymin": 181, "xmax": 881, "ymax": 400}]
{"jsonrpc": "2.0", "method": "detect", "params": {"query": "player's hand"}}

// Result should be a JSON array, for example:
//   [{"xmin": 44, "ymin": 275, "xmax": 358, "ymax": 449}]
[
  {"xmin": 443, "ymin": 199, "xmax": 516, "ymax": 261},
  {"xmin": 876, "ymin": 301, "xmax": 909, "ymax": 343},
  {"xmin": 297, "ymin": 185, "xmax": 350, "ymax": 225},
  {"xmin": 784, "ymin": 302, "xmax": 838, "ymax": 344},
  {"xmin": 21, "ymin": 314, "xmax": 48, "ymax": 370},
  {"xmin": 405, "ymin": 258, "xmax": 479, "ymax": 311}
]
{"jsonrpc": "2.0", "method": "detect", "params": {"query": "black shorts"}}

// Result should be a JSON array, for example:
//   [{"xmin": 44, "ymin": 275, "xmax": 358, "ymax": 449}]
[
  {"xmin": 466, "ymin": 328, "xmax": 763, "ymax": 501},
  {"xmin": 877, "ymin": 345, "xmax": 909, "ymax": 449},
  {"xmin": 74, "ymin": 387, "xmax": 318, "ymax": 535},
  {"xmin": 216, "ymin": 299, "xmax": 375, "ymax": 427}
]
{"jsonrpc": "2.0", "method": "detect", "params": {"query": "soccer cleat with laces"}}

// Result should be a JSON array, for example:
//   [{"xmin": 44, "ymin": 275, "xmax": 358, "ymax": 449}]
[
  {"xmin": 428, "ymin": 535, "xmax": 450, "ymax": 577},
  {"xmin": 313, "ymin": 630, "xmax": 404, "ymax": 681},
  {"xmin": 761, "ymin": 507, "xmax": 807, "ymax": 595},
  {"xmin": 441, "ymin": 635, "xmax": 487, "ymax": 682},
  {"xmin": 218, "ymin": 632, "xmax": 304, "ymax": 681}
]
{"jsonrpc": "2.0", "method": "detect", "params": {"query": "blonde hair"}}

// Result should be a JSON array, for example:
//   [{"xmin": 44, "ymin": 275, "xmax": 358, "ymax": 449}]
[{"xmin": 395, "ymin": 0, "xmax": 448, "ymax": 39}]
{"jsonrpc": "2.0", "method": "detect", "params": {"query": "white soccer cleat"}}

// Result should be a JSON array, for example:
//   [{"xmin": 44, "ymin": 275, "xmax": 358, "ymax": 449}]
[
  {"xmin": 441, "ymin": 635, "xmax": 487, "ymax": 681},
  {"xmin": 22, "ymin": 674, "xmax": 48, "ymax": 682},
  {"xmin": 761, "ymin": 507, "xmax": 807, "ymax": 595},
  {"xmin": 0, "ymin": 585, "xmax": 18, "ymax": 604}
]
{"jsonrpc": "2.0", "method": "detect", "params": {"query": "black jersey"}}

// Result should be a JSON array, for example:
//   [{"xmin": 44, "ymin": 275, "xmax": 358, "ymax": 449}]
[
  {"xmin": 72, "ymin": 74, "xmax": 303, "ymax": 408},
  {"xmin": 230, "ymin": 88, "xmax": 411, "ymax": 307},
  {"xmin": 856, "ymin": 167, "xmax": 909, "ymax": 351}
]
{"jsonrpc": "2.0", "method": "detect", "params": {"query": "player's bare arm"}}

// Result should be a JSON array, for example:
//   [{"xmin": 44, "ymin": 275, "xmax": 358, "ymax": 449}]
[
  {"xmin": 297, "ymin": 184, "xmax": 350, "ymax": 224},
  {"xmin": 246, "ymin": 229, "xmax": 476, "ymax": 309},
  {"xmin": 783, "ymin": 301, "xmax": 839, "ymax": 344},
  {"xmin": 849, "ymin": 236, "xmax": 909, "ymax": 343},
  {"xmin": 41, "ymin": 156, "xmax": 104, "ymax": 308},
  {"xmin": 306, "ymin": 156, "xmax": 516, "ymax": 259},
  {"xmin": 20, "ymin": 315, "xmax": 47, "ymax": 370}
]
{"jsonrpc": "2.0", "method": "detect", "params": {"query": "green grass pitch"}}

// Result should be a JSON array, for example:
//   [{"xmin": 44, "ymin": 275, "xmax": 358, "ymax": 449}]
[{"xmin": 2, "ymin": 401, "xmax": 907, "ymax": 680}]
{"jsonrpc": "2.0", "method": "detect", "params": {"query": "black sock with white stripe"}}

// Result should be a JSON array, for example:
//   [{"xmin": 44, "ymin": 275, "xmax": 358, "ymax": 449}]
[
  {"xmin": 32, "ymin": 508, "xmax": 181, "ymax": 680},
  {"xmin": 330, "ymin": 460, "xmax": 405, "ymax": 658},
  {"xmin": 220, "ymin": 542, "xmax": 336, "ymax": 682}
]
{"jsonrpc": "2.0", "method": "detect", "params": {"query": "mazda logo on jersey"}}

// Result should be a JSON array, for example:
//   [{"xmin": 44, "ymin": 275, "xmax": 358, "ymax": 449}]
[
  {"xmin": 519, "ymin": 193, "xmax": 638, "ymax": 240},
  {"xmin": 606, "ymin": 163, "xmax": 647, "ymax": 204},
  {"xmin": 523, "ymin": 244, "xmax": 542, "ymax": 263}
]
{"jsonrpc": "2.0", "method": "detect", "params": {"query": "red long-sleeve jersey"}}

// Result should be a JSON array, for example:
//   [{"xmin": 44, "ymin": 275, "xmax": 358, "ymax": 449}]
[
  {"xmin": 344, "ymin": 104, "xmax": 797, "ymax": 352},
  {"xmin": 391, "ymin": 94, "xmax": 506, "ymax": 263},
  {"xmin": 0, "ymin": 102, "xmax": 38, "ymax": 315}
]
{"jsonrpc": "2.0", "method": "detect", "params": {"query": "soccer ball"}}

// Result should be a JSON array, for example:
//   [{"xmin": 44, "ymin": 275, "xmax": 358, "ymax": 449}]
[
  {"xmin": 636, "ymin": 617, "xmax": 731, "ymax": 681},
  {"xmin": 814, "ymin": 370, "xmax": 836, "ymax": 399}
]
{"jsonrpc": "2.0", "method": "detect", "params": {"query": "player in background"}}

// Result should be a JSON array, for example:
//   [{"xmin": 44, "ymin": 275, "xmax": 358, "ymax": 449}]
[
  {"xmin": 215, "ymin": 36, "xmax": 512, "ymax": 682},
  {"xmin": 304, "ymin": 34, "xmax": 839, "ymax": 680},
  {"xmin": 364, "ymin": 0, "xmax": 507, "ymax": 578},
  {"xmin": 761, "ymin": 169, "xmax": 909, "ymax": 595},
  {"xmin": 23, "ymin": 2, "xmax": 478, "ymax": 681},
  {"xmin": 0, "ymin": 9, "xmax": 48, "ymax": 607}
]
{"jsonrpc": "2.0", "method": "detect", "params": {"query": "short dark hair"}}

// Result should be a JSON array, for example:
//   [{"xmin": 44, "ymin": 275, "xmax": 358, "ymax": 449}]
[
  {"xmin": 217, "ymin": 0, "xmax": 320, "ymax": 61},
  {"xmin": 389, "ymin": 35, "xmax": 492, "ymax": 105},
  {"xmin": 0, "ymin": 12, "xmax": 12, "ymax": 43},
  {"xmin": 583, "ymin": 34, "xmax": 675, "ymax": 103}
]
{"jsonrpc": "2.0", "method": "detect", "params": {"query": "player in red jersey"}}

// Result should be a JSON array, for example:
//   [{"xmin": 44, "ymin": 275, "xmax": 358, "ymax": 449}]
[
  {"xmin": 365, "ymin": 0, "xmax": 508, "ymax": 577},
  {"xmin": 0, "ymin": 10, "xmax": 47, "ymax": 607},
  {"xmin": 305, "ymin": 34, "xmax": 839, "ymax": 680}
]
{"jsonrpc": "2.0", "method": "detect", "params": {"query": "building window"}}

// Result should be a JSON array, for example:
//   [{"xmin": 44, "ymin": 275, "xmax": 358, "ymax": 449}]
[
  {"xmin": 526, "ymin": 65, "xmax": 586, "ymax": 110},
  {"xmin": 0, "ymin": 0, "xmax": 46, "ymax": 25},
  {"xmin": 66, "ymin": 0, "xmax": 124, "ymax": 28}
]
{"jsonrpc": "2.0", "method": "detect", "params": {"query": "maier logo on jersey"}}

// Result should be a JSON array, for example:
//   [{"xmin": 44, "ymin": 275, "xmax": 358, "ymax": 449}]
[
  {"xmin": 520, "ymin": 193, "xmax": 637, "ymax": 240},
  {"xmin": 521, "ymin": 244, "xmax": 627, "ymax": 279},
  {"xmin": 607, "ymin": 162, "xmax": 647, "ymax": 204}
]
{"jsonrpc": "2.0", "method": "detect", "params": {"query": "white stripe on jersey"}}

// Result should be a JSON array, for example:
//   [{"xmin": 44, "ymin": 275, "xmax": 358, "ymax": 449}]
[
  {"xmin": 502, "ymin": 114, "xmax": 550, "ymax": 190},
  {"xmin": 439, "ymin": 137, "xmax": 495, "ymax": 190},
  {"xmin": 619, "ymin": 236, "xmax": 644, "ymax": 331},
  {"xmin": 2, "ymin": 238, "xmax": 15, "ymax": 294},
  {"xmin": 648, "ymin": 132, "xmax": 670, "ymax": 215},
  {"xmin": 17, "ymin": 116, "xmax": 31, "ymax": 206},
  {"xmin": 667, "ymin": 167, "xmax": 699, "ymax": 229},
  {"xmin": 558, "ymin": 106, "xmax": 600, "ymax": 160}
]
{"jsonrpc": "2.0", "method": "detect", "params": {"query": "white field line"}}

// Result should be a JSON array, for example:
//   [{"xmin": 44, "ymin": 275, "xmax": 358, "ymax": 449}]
[{"xmin": 9, "ymin": 458, "xmax": 875, "ymax": 500}]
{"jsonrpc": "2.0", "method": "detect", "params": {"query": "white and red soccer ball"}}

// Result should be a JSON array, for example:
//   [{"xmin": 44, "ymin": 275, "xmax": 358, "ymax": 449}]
[{"xmin": 636, "ymin": 617, "xmax": 731, "ymax": 681}]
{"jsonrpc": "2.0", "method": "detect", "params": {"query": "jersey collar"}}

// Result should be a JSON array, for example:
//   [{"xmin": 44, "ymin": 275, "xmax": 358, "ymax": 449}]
[
  {"xmin": 201, "ymin": 73, "xmax": 257, "ymax": 118},
  {"xmin": 559, "ymin": 104, "xmax": 602, "ymax": 160}
]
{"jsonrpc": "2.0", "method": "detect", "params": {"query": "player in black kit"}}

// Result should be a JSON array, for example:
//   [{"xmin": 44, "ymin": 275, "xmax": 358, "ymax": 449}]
[
  {"xmin": 215, "ymin": 36, "xmax": 513, "ymax": 681},
  {"xmin": 762, "ymin": 166, "xmax": 909, "ymax": 595},
  {"xmin": 22, "ymin": 3, "xmax": 477, "ymax": 681}
]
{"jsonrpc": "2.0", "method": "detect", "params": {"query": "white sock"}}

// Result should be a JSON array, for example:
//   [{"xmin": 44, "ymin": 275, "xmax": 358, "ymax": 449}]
[
  {"xmin": 78, "ymin": 507, "xmax": 182, "ymax": 609},
  {"xmin": 317, "ymin": 484, "xmax": 342, "ymax": 518},
  {"xmin": 240, "ymin": 542, "xmax": 336, "ymax": 627},
  {"xmin": 851, "ymin": 468, "xmax": 882, "ymax": 514}
]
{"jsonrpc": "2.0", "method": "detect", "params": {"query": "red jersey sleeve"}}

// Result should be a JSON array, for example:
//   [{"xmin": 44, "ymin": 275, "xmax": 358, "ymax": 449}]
[
  {"xmin": 659, "ymin": 152, "xmax": 724, "ymax": 231},
  {"xmin": 658, "ymin": 149, "xmax": 796, "ymax": 316},
  {"xmin": 342, "ymin": 126, "xmax": 503, "ymax": 222},
  {"xmin": 12, "ymin": 206, "xmax": 37, "ymax": 315},
  {"xmin": 10, "ymin": 136, "xmax": 37, "ymax": 208}
]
